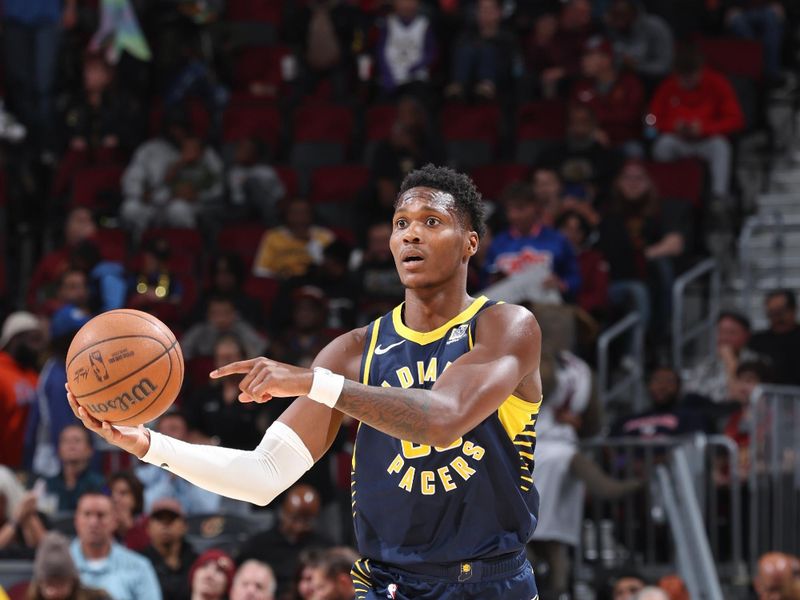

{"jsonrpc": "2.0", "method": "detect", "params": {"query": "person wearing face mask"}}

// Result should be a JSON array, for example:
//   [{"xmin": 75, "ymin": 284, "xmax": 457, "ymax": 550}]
[{"xmin": 0, "ymin": 312, "xmax": 45, "ymax": 469}]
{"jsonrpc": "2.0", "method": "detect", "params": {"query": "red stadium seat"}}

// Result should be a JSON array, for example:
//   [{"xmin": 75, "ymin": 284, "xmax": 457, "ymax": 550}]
[
  {"xmin": 142, "ymin": 227, "xmax": 203, "ymax": 258},
  {"xmin": 233, "ymin": 45, "xmax": 292, "ymax": 92},
  {"xmin": 226, "ymin": 0, "xmax": 282, "ymax": 23},
  {"xmin": 71, "ymin": 165, "xmax": 124, "ymax": 209},
  {"xmin": 365, "ymin": 104, "xmax": 398, "ymax": 141},
  {"xmin": 441, "ymin": 103, "xmax": 501, "ymax": 144},
  {"xmin": 292, "ymin": 104, "xmax": 354, "ymax": 145},
  {"xmin": 274, "ymin": 165, "xmax": 300, "ymax": 198},
  {"xmin": 217, "ymin": 223, "xmax": 268, "ymax": 264},
  {"xmin": 186, "ymin": 355, "xmax": 215, "ymax": 389},
  {"xmin": 644, "ymin": 159, "xmax": 706, "ymax": 208},
  {"xmin": 698, "ymin": 37, "xmax": 764, "ymax": 81},
  {"xmin": 148, "ymin": 98, "xmax": 211, "ymax": 139},
  {"xmin": 93, "ymin": 227, "xmax": 128, "ymax": 263},
  {"xmin": 309, "ymin": 165, "xmax": 370, "ymax": 204},
  {"xmin": 7, "ymin": 580, "xmax": 30, "ymax": 600},
  {"xmin": 244, "ymin": 275, "xmax": 280, "ymax": 312},
  {"xmin": 517, "ymin": 101, "xmax": 567, "ymax": 141},
  {"xmin": 222, "ymin": 104, "xmax": 280, "ymax": 150},
  {"xmin": 469, "ymin": 163, "xmax": 528, "ymax": 203}
]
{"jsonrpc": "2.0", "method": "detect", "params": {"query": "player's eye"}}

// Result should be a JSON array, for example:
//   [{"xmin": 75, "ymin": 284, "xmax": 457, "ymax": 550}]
[
  {"xmin": 395, "ymin": 218, "xmax": 407, "ymax": 229},
  {"xmin": 426, "ymin": 217, "xmax": 440, "ymax": 227}
]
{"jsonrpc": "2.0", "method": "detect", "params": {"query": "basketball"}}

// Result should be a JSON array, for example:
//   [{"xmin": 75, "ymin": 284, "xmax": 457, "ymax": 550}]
[{"xmin": 65, "ymin": 309, "xmax": 184, "ymax": 426}]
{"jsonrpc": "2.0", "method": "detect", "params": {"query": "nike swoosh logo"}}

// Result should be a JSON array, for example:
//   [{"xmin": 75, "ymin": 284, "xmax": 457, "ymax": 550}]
[{"xmin": 374, "ymin": 340, "xmax": 405, "ymax": 355}]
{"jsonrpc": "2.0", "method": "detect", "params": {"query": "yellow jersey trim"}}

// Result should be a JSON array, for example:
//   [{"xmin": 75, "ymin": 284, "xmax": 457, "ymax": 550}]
[
  {"xmin": 391, "ymin": 296, "xmax": 490, "ymax": 345},
  {"xmin": 362, "ymin": 317, "xmax": 382, "ymax": 385}
]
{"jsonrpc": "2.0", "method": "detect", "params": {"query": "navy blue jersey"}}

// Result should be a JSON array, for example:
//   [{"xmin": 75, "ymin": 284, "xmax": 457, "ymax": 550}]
[{"xmin": 352, "ymin": 296, "xmax": 541, "ymax": 566}]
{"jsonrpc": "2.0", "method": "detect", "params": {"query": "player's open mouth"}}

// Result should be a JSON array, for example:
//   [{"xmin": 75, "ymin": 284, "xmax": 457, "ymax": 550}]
[{"xmin": 403, "ymin": 256, "xmax": 424, "ymax": 263}]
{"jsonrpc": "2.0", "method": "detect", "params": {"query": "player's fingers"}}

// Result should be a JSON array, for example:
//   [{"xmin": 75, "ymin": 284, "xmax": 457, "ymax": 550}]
[
  {"xmin": 238, "ymin": 364, "xmax": 264, "ymax": 395},
  {"xmin": 238, "ymin": 392, "xmax": 256, "ymax": 403},
  {"xmin": 77, "ymin": 406, "xmax": 103, "ymax": 431},
  {"xmin": 209, "ymin": 359, "xmax": 259, "ymax": 378},
  {"xmin": 245, "ymin": 368, "xmax": 271, "ymax": 398},
  {"xmin": 101, "ymin": 421, "xmax": 121, "ymax": 443},
  {"xmin": 64, "ymin": 384, "xmax": 81, "ymax": 417}
]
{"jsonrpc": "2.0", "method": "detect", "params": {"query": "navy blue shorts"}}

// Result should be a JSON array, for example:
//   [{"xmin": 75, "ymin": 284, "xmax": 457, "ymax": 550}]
[{"xmin": 351, "ymin": 552, "xmax": 538, "ymax": 600}]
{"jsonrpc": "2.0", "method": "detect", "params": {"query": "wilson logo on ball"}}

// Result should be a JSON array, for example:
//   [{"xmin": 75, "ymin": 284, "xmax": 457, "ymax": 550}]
[{"xmin": 85, "ymin": 378, "xmax": 158, "ymax": 414}]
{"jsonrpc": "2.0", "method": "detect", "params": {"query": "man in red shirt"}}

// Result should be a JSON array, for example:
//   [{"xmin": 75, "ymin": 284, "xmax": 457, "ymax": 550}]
[
  {"xmin": 648, "ymin": 43, "xmax": 744, "ymax": 203},
  {"xmin": 0, "ymin": 312, "xmax": 44, "ymax": 468},
  {"xmin": 571, "ymin": 36, "xmax": 645, "ymax": 155}
]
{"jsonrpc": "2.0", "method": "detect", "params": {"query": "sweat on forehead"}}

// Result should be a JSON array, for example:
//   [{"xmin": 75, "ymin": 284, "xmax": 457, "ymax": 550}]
[{"xmin": 395, "ymin": 187, "xmax": 457, "ymax": 211}]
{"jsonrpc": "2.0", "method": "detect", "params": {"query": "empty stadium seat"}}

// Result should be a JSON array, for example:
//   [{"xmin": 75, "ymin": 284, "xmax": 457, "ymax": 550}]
[
  {"xmin": 365, "ymin": 104, "xmax": 398, "ymax": 142},
  {"xmin": 243, "ymin": 275, "xmax": 280, "ymax": 313},
  {"xmin": 290, "ymin": 104, "xmax": 354, "ymax": 184},
  {"xmin": 148, "ymin": 98, "xmax": 211, "ymax": 139},
  {"xmin": 274, "ymin": 165, "xmax": 300, "ymax": 198},
  {"xmin": 441, "ymin": 103, "xmax": 501, "ymax": 169},
  {"xmin": 141, "ymin": 227, "xmax": 203, "ymax": 259},
  {"xmin": 225, "ymin": 0, "xmax": 282, "ymax": 23},
  {"xmin": 699, "ymin": 37, "xmax": 764, "ymax": 81},
  {"xmin": 93, "ymin": 227, "xmax": 128, "ymax": 263},
  {"xmin": 70, "ymin": 165, "xmax": 124, "ymax": 210},
  {"xmin": 515, "ymin": 101, "xmax": 567, "ymax": 164},
  {"xmin": 232, "ymin": 45, "xmax": 292, "ymax": 94},
  {"xmin": 644, "ymin": 159, "xmax": 706, "ymax": 207},
  {"xmin": 309, "ymin": 165, "xmax": 370, "ymax": 205},
  {"xmin": 217, "ymin": 223, "xmax": 268, "ymax": 264},
  {"xmin": 469, "ymin": 163, "xmax": 528, "ymax": 203},
  {"xmin": 222, "ymin": 104, "xmax": 281, "ymax": 152}
]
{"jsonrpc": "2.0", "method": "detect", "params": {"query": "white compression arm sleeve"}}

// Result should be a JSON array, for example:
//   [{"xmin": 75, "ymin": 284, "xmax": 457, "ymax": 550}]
[{"xmin": 140, "ymin": 421, "xmax": 314, "ymax": 506}]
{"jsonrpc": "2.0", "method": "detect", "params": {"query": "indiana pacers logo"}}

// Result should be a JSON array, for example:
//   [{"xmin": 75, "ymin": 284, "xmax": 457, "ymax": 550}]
[{"xmin": 89, "ymin": 351, "xmax": 110, "ymax": 382}]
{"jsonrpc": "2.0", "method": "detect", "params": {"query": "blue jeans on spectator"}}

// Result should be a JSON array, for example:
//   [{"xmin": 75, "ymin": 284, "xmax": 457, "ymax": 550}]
[
  {"xmin": 728, "ymin": 6, "xmax": 784, "ymax": 80},
  {"xmin": 3, "ymin": 19, "xmax": 60, "ymax": 151},
  {"xmin": 453, "ymin": 40, "xmax": 499, "ymax": 87}
]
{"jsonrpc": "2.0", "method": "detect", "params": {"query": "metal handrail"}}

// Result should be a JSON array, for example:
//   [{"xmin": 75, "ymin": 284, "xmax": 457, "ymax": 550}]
[
  {"xmin": 596, "ymin": 312, "xmax": 645, "ymax": 410},
  {"xmin": 671, "ymin": 258, "xmax": 719, "ymax": 373}
]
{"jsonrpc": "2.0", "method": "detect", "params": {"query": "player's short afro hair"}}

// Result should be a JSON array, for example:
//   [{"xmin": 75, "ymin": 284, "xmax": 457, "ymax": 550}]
[{"xmin": 398, "ymin": 164, "xmax": 487, "ymax": 238}]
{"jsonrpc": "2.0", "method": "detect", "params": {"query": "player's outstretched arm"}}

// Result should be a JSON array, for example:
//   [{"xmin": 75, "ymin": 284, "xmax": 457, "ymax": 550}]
[
  {"xmin": 214, "ymin": 304, "xmax": 541, "ymax": 447},
  {"xmin": 65, "ymin": 328, "xmax": 366, "ymax": 505}
]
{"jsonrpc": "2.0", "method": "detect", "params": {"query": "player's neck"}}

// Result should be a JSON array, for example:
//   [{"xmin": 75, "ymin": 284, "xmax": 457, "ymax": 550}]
[{"xmin": 403, "ymin": 285, "xmax": 473, "ymax": 333}]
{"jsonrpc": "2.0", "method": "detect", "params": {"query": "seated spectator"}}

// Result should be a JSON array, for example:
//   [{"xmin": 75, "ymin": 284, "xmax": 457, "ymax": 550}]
[
  {"xmin": 44, "ymin": 425, "xmax": 106, "ymax": 512},
  {"xmin": 69, "ymin": 240, "xmax": 128, "ymax": 313},
  {"xmin": 108, "ymin": 471, "xmax": 149, "ymax": 551},
  {"xmin": 237, "ymin": 485, "xmax": 332, "ymax": 598},
  {"xmin": 446, "ymin": 0, "xmax": 519, "ymax": 101},
  {"xmin": 0, "ymin": 312, "xmax": 44, "ymax": 469},
  {"xmin": 39, "ymin": 267, "xmax": 92, "ymax": 318},
  {"xmin": 604, "ymin": 0, "xmax": 674, "ymax": 83},
  {"xmin": 52, "ymin": 52, "xmax": 138, "ymax": 199},
  {"xmin": 252, "ymin": 198, "xmax": 335, "ymax": 279},
  {"xmin": 230, "ymin": 560, "xmax": 276, "ymax": 600},
  {"xmin": 127, "ymin": 237, "xmax": 185, "ymax": 313},
  {"xmin": 189, "ymin": 549, "xmax": 236, "ymax": 600},
  {"xmin": 525, "ymin": 0, "xmax": 597, "ymax": 98},
  {"xmin": 227, "ymin": 138, "xmax": 286, "ymax": 225},
  {"xmin": 545, "ymin": 103, "xmax": 623, "ymax": 202},
  {"xmin": 748, "ymin": 290, "xmax": 800, "ymax": 386},
  {"xmin": 272, "ymin": 240, "xmax": 358, "ymax": 333},
  {"xmin": 185, "ymin": 334, "xmax": 271, "ymax": 450},
  {"xmin": 26, "ymin": 208, "xmax": 97, "ymax": 312},
  {"xmin": 370, "ymin": 122, "xmax": 431, "ymax": 196},
  {"xmin": 141, "ymin": 497, "xmax": 198, "ymax": 600},
  {"xmin": 270, "ymin": 287, "xmax": 339, "ymax": 368},
  {"xmin": 194, "ymin": 253, "xmax": 262, "ymax": 329},
  {"xmin": 683, "ymin": 311, "xmax": 762, "ymax": 403},
  {"xmin": 136, "ymin": 411, "xmax": 223, "ymax": 515},
  {"xmin": 483, "ymin": 182, "xmax": 581, "ymax": 302},
  {"xmin": 181, "ymin": 293, "xmax": 266, "ymax": 361},
  {"xmin": 26, "ymin": 306, "xmax": 90, "ymax": 478},
  {"xmin": 0, "ymin": 469, "xmax": 46, "ymax": 559},
  {"xmin": 571, "ymin": 36, "xmax": 645, "ymax": 155},
  {"xmin": 657, "ymin": 574, "xmax": 689, "ymax": 600},
  {"xmin": 304, "ymin": 547, "xmax": 358, "ymax": 600},
  {"xmin": 70, "ymin": 491, "xmax": 162, "ymax": 600},
  {"xmin": 611, "ymin": 570, "xmax": 647, "ymax": 600},
  {"xmin": 649, "ymin": 43, "xmax": 744, "ymax": 212},
  {"xmin": 724, "ymin": 1, "xmax": 786, "ymax": 84},
  {"xmin": 352, "ymin": 222, "xmax": 405, "ymax": 321},
  {"xmin": 375, "ymin": 0, "xmax": 435, "ymax": 99},
  {"xmin": 610, "ymin": 367, "xmax": 713, "ymax": 438},
  {"xmin": 597, "ymin": 161, "xmax": 689, "ymax": 342},
  {"xmin": 556, "ymin": 210, "xmax": 610, "ymax": 318},
  {"xmin": 529, "ymin": 166, "xmax": 599, "ymax": 228},
  {"xmin": 120, "ymin": 113, "xmax": 222, "ymax": 237},
  {"xmin": 28, "ymin": 532, "xmax": 111, "ymax": 600}
]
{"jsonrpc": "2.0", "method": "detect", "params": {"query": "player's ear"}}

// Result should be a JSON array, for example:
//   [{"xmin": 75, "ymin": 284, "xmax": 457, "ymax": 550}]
[{"xmin": 466, "ymin": 231, "xmax": 479, "ymax": 256}]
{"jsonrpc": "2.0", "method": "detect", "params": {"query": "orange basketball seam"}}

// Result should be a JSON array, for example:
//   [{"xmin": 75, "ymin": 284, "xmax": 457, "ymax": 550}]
[
  {"xmin": 114, "ymin": 309, "xmax": 177, "ymax": 341},
  {"xmin": 71, "ymin": 339, "xmax": 178, "ymax": 399},
  {"xmin": 113, "ymin": 346, "xmax": 178, "ymax": 425},
  {"xmin": 66, "ymin": 334, "xmax": 168, "ymax": 371}
]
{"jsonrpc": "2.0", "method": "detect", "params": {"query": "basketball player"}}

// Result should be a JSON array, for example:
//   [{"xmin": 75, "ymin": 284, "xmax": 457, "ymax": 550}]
[{"xmin": 68, "ymin": 165, "xmax": 543, "ymax": 599}]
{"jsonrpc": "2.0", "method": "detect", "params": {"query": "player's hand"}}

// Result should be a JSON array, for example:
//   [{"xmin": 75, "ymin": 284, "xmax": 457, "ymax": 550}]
[
  {"xmin": 210, "ymin": 357, "xmax": 314, "ymax": 402},
  {"xmin": 64, "ymin": 383, "xmax": 151, "ymax": 458}
]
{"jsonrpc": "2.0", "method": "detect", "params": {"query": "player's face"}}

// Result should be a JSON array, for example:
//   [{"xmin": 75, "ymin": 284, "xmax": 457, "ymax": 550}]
[{"xmin": 390, "ymin": 187, "xmax": 477, "ymax": 290}]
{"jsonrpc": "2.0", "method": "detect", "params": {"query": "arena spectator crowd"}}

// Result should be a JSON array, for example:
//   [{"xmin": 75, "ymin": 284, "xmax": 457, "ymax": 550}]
[{"xmin": 0, "ymin": 0, "xmax": 798, "ymax": 598}]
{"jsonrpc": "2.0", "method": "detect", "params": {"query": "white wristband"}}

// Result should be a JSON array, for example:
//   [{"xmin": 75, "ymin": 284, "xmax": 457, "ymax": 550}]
[{"xmin": 308, "ymin": 367, "xmax": 345, "ymax": 408}]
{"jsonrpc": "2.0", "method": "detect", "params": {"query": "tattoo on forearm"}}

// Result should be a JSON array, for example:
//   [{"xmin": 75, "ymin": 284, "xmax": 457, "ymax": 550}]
[{"xmin": 336, "ymin": 381, "xmax": 441, "ymax": 444}]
